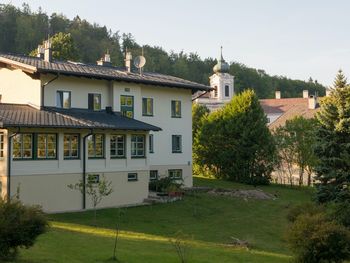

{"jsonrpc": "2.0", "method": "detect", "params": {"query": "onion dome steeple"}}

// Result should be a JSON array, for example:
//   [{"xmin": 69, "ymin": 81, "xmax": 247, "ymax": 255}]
[{"xmin": 213, "ymin": 46, "xmax": 229, "ymax": 73}]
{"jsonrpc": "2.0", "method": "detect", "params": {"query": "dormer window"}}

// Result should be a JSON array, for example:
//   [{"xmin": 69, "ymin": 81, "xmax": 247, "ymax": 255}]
[
  {"xmin": 56, "ymin": 91, "xmax": 71, "ymax": 108},
  {"xmin": 88, "ymin": 93, "xmax": 101, "ymax": 111}
]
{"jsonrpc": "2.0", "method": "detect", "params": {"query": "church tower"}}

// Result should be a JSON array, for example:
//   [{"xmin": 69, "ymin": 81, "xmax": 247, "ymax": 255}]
[{"xmin": 209, "ymin": 47, "xmax": 234, "ymax": 102}]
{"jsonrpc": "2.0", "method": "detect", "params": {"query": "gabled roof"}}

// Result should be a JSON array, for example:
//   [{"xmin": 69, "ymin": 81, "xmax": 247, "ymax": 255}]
[
  {"xmin": 0, "ymin": 53, "xmax": 211, "ymax": 92},
  {"xmin": 0, "ymin": 104, "xmax": 161, "ymax": 131},
  {"xmin": 259, "ymin": 98, "xmax": 319, "ymax": 129}
]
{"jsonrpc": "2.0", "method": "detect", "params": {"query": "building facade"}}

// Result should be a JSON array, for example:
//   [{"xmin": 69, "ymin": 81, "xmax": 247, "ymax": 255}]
[{"xmin": 0, "ymin": 43, "xmax": 210, "ymax": 212}]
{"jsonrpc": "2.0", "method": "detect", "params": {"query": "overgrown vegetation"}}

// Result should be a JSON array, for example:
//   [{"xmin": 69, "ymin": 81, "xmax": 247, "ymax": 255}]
[
  {"xmin": 0, "ymin": 3, "xmax": 326, "ymax": 98},
  {"xmin": 0, "ymin": 198, "xmax": 48, "ymax": 261}
]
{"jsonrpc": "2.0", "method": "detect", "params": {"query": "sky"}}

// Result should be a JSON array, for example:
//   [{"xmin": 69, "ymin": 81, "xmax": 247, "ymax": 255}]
[{"xmin": 4, "ymin": 0, "xmax": 350, "ymax": 87}]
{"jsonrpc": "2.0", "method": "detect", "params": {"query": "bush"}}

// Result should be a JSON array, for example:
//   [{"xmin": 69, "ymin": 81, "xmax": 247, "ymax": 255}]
[
  {"xmin": 149, "ymin": 177, "xmax": 182, "ymax": 193},
  {"xmin": 286, "ymin": 212, "xmax": 350, "ymax": 263},
  {"xmin": 0, "ymin": 198, "xmax": 48, "ymax": 261},
  {"xmin": 286, "ymin": 203, "xmax": 325, "ymax": 223},
  {"xmin": 329, "ymin": 201, "xmax": 350, "ymax": 228}
]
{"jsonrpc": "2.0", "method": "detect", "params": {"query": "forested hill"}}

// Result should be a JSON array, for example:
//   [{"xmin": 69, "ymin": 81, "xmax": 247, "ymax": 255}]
[{"xmin": 0, "ymin": 3, "xmax": 326, "ymax": 98}]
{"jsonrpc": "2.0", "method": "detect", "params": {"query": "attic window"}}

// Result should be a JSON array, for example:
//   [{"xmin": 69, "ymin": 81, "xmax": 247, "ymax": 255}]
[
  {"xmin": 88, "ymin": 93, "xmax": 101, "ymax": 111},
  {"xmin": 56, "ymin": 91, "xmax": 71, "ymax": 109}
]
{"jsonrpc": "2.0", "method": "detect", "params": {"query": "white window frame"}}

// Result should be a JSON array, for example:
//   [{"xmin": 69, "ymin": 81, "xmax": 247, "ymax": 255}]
[
  {"xmin": 110, "ymin": 134, "xmax": 126, "ymax": 158},
  {"xmin": 169, "ymin": 169, "xmax": 182, "ymax": 180},
  {"xmin": 128, "ymin": 173, "xmax": 138, "ymax": 182},
  {"xmin": 131, "ymin": 135, "xmax": 145, "ymax": 158}
]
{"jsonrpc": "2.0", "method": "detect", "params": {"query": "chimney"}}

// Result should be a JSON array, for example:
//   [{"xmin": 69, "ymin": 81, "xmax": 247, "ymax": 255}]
[
  {"xmin": 97, "ymin": 53, "xmax": 112, "ymax": 66},
  {"xmin": 303, "ymin": 90, "xmax": 309, "ymax": 98},
  {"xmin": 326, "ymin": 88, "xmax": 332, "ymax": 97},
  {"xmin": 308, "ymin": 95, "xmax": 317, "ymax": 109},
  {"xmin": 37, "ymin": 44, "xmax": 44, "ymax": 59},
  {"xmin": 124, "ymin": 51, "xmax": 132, "ymax": 73},
  {"xmin": 43, "ymin": 40, "xmax": 52, "ymax": 62},
  {"xmin": 275, "ymin": 91, "xmax": 281, "ymax": 99}
]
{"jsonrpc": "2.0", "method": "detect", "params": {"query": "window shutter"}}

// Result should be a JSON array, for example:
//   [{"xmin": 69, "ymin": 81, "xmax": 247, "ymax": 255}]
[{"xmin": 88, "ymin": 94, "xmax": 94, "ymax": 110}]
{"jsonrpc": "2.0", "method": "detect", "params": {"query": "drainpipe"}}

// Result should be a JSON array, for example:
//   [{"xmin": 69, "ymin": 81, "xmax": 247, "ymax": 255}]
[
  {"xmin": 7, "ymin": 129, "xmax": 19, "ymax": 202},
  {"xmin": 82, "ymin": 129, "xmax": 93, "ymax": 209},
  {"xmin": 41, "ymin": 74, "xmax": 59, "ymax": 108}
]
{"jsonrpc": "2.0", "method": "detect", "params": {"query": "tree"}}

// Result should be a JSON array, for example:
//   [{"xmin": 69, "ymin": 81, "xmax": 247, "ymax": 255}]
[
  {"xmin": 0, "ymin": 198, "xmax": 48, "ymax": 261},
  {"xmin": 29, "ymin": 32, "xmax": 78, "ymax": 61},
  {"xmin": 195, "ymin": 89, "xmax": 276, "ymax": 185},
  {"xmin": 68, "ymin": 175, "xmax": 113, "ymax": 225},
  {"xmin": 314, "ymin": 71, "xmax": 350, "ymax": 203},
  {"xmin": 273, "ymin": 117, "xmax": 318, "ymax": 186},
  {"xmin": 192, "ymin": 104, "xmax": 209, "ymax": 139}
]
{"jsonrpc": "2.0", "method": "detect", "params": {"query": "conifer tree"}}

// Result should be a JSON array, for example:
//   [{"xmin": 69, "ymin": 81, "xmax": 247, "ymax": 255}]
[{"xmin": 315, "ymin": 70, "xmax": 350, "ymax": 203}]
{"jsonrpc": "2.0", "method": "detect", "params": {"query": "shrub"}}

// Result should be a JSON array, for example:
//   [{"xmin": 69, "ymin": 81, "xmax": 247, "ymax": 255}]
[
  {"xmin": 328, "ymin": 201, "xmax": 350, "ymax": 228},
  {"xmin": 0, "ymin": 198, "xmax": 48, "ymax": 261},
  {"xmin": 286, "ymin": 212, "xmax": 350, "ymax": 263},
  {"xmin": 286, "ymin": 203, "xmax": 325, "ymax": 223},
  {"xmin": 149, "ymin": 177, "xmax": 182, "ymax": 193}
]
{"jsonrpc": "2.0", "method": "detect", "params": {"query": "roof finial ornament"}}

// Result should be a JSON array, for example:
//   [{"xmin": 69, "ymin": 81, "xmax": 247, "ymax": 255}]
[
  {"xmin": 213, "ymin": 45, "xmax": 229, "ymax": 73},
  {"xmin": 220, "ymin": 46, "xmax": 223, "ymax": 60}
]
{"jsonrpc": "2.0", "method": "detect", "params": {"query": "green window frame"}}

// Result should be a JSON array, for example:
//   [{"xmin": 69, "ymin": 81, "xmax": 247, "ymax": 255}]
[
  {"xmin": 169, "ymin": 169, "xmax": 182, "ymax": 180},
  {"xmin": 64, "ymin": 134, "xmax": 80, "ymax": 159},
  {"xmin": 149, "ymin": 170, "xmax": 158, "ymax": 181},
  {"xmin": 88, "ymin": 93, "xmax": 101, "ymax": 111},
  {"xmin": 120, "ymin": 95, "xmax": 134, "ymax": 118},
  {"xmin": 37, "ymin": 134, "xmax": 57, "ymax": 159},
  {"xmin": 171, "ymin": 100, "xmax": 181, "ymax": 118},
  {"xmin": 56, "ymin": 90, "xmax": 71, "ymax": 109},
  {"xmin": 172, "ymin": 135, "xmax": 182, "ymax": 153},
  {"xmin": 131, "ymin": 135, "xmax": 145, "ymax": 158},
  {"xmin": 110, "ymin": 134, "xmax": 125, "ymax": 158},
  {"xmin": 88, "ymin": 134, "xmax": 105, "ymax": 158},
  {"xmin": 13, "ymin": 133, "xmax": 33, "ymax": 159},
  {"xmin": 142, "ymin": 98, "xmax": 153, "ymax": 116},
  {"xmin": 128, "ymin": 173, "xmax": 138, "ymax": 182},
  {"xmin": 149, "ymin": 134, "xmax": 154, "ymax": 153},
  {"xmin": 0, "ymin": 133, "xmax": 4, "ymax": 158}
]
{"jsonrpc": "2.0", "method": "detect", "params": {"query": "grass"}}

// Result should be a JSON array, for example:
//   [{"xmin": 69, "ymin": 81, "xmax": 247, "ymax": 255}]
[{"xmin": 16, "ymin": 177, "xmax": 314, "ymax": 262}]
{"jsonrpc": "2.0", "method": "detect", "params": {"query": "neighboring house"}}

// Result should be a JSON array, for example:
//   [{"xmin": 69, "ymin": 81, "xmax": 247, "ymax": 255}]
[
  {"xmin": 0, "ymin": 41, "xmax": 210, "ymax": 212},
  {"xmin": 260, "ymin": 90, "xmax": 320, "ymax": 130}
]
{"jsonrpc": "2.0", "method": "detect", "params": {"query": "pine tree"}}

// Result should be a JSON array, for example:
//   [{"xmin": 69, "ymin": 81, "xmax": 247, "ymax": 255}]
[{"xmin": 315, "ymin": 71, "xmax": 350, "ymax": 203}]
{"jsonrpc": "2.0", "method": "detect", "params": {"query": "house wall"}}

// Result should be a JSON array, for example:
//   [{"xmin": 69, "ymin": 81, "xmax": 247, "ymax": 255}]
[
  {"xmin": 42, "ymin": 74, "xmax": 110, "ymax": 109},
  {"xmin": 267, "ymin": 113, "xmax": 282, "ymax": 125},
  {"xmin": 0, "ymin": 129, "xmax": 8, "ymax": 199},
  {"xmin": 113, "ymin": 82, "xmax": 193, "ymax": 186},
  {"xmin": 0, "ymin": 67, "xmax": 41, "ymax": 106}
]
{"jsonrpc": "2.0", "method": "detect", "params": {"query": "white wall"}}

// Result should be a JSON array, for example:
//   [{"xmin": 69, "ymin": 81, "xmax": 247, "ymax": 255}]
[{"xmin": 0, "ymin": 68, "xmax": 41, "ymax": 106}]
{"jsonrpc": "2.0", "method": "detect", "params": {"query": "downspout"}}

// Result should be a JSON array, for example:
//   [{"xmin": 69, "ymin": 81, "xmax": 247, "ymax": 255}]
[
  {"xmin": 82, "ymin": 129, "xmax": 93, "ymax": 209},
  {"xmin": 41, "ymin": 74, "xmax": 59, "ymax": 108},
  {"xmin": 7, "ymin": 129, "xmax": 19, "ymax": 202}
]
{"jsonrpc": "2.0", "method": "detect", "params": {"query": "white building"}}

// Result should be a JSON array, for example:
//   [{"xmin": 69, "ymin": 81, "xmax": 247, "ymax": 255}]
[{"xmin": 0, "ymin": 42, "xmax": 210, "ymax": 212}]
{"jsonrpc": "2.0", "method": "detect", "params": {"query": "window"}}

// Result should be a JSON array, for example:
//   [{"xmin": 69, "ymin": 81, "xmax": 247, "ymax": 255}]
[
  {"xmin": 56, "ymin": 91, "xmax": 71, "ymax": 108},
  {"xmin": 88, "ymin": 134, "xmax": 104, "ymax": 158},
  {"xmin": 225, "ymin": 85, "xmax": 229, "ymax": 97},
  {"xmin": 88, "ymin": 93, "xmax": 101, "ymax": 111},
  {"xmin": 120, "ymin": 95, "xmax": 134, "ymax": 118},
  {"xmin": 171, "ymin": 100, "xmax": 181, "ymax": 118},
  {"xmin": 149, "ymin": 134, "xmax": 154, "ymax": 153},
  {"xmin": 172, "ymin": 135, "xmax": 182, "ymax": 153},
  {"xmin": 0, "ymin": 133, "xmax": 4, "ymax": 158},
  {"xmin": 128, "ymin": 173, "xmax": 138, "ymax": 182},
  {"xmin": 110, "ymin": 135, "xmax": 125, "ymax": 158},
  {"xmin": 37, "ymin": 134, "xmax": 57, "ymax": 159},
  {"xmin": 169, "ymin": 169, "xmax": 182, "ymax": 180},
  {"xmin": 142, "ymin": 98, "xmax": 153, "ymax": 116},
  {"xmin": 214, "ymin": 86, "xmax": 218, "ymax": 97},
  {"xmin": 64, "ymin": 134, "xmax": 79, "ymax": 159},
  {"xmin": 131, "ymin": 135, "xmax": 145, "ymax": 158},
  {"xmin": 150, "ymin": 170, "xmax": 158, "ymax": 181},
  {"xmin": 87, "ymin": 174, "xmax": 100, "ymax": 184},
  {"xmin": 267, "ymin": 118, "xmax": 271, "ymax": 123},
  {"xmin": 13, "ymin": 134, "xmax": 32, "ymax": 159}
]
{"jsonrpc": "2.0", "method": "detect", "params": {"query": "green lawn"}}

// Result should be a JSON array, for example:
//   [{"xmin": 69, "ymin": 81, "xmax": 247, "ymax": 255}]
[{"xmin": 16, "ymin": 177, "xmax": 313, "ymax": 263}]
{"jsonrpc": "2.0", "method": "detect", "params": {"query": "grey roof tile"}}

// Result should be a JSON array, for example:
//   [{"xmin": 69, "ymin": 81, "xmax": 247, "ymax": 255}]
[
  {"xmin": 0, "ymin": 104, "xmax": 161, "ymax": 131},
  {"xmin": 0, "ymin": 53, "xmax": 211, "ymax": 92}
]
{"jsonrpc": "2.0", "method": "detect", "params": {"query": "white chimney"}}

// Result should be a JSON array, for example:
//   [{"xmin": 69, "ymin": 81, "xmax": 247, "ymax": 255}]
[
  {"xmin": 37, "ymin": 45, "xmax": 44, "ymax": 59},
  {"xmin": 43, "ymin": 40, "xmax": 52, "ymax": 62},
  {"xmin": 308, "ymin": 95, "xmax": 317, "ymax": 109},
  {"xmin": 97, "ymin": 53, "xmax": 112, "ymax": 66},
  {"xmin": 303, "ymin": 90, "xmax": 309, "ymax": 98},
  {"xmin": 125, "ymin": 52, "xmax": 132, "ymax": 73},
  {"xmin": 326, "ymin": 88, "xmax": 332, "ymax": 97},
  {"xmin": 275, "ymin": 91, "xmax": 281, "ymax": 99}
]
